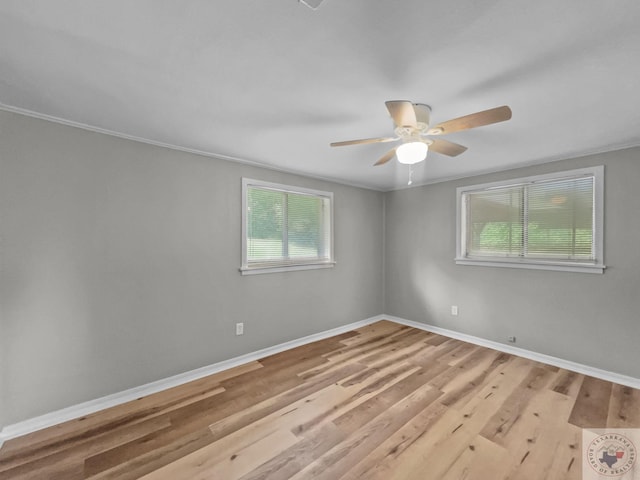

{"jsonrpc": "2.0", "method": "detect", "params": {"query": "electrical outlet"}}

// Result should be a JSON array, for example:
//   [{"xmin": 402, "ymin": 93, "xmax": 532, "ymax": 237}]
[
  {"xmin": 508, "ymin": 335, "xmax": 516, "ymax": 343},
  {"xmin": 451, "ymin": 305, "xmax": 458, "ymax": 316},
  {"xmin": 236, "ymin": 323, "xmax": 244, "ymax": 336}
]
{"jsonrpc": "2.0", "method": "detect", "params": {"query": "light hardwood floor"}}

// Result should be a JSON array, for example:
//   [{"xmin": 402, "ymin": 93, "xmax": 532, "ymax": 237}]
[{"xmin": 1, "ymin": 320, "xmax": 639, "ymax": 479}]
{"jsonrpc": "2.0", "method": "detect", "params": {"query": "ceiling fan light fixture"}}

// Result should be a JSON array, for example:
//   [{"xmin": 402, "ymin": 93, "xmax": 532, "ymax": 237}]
[{"xmin": 396, "ymin": 141, "xmax": 428, "ymax": 164}]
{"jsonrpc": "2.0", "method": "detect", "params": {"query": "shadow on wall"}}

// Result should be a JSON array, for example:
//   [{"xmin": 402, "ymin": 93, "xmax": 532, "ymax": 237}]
[{"xmin": 407, "ymin": 259, "xmax": 489, "ymax": 332}]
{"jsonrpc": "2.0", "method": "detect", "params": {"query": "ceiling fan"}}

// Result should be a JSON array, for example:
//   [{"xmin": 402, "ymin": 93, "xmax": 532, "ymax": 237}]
[{"xmin": 330, "ymin": 101, "xmax": 512, "ymax": 166}]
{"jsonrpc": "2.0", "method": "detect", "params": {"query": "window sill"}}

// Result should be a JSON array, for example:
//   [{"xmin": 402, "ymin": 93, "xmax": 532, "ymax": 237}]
[
  {"xmin": 240, "ymin": 261, "xmax": 336, "ymax": 275},
  {"xmin": 454, "ymin": 257, "xmax": 605, "ymax": 274}
]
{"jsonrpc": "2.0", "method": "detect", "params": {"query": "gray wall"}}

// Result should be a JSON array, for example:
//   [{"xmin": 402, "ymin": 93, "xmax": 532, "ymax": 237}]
[
  {"xmin": 2, "ymin": 106, "xmax": 639, "ymax": 429},
  {"xmin": 0, "ymin": 110, "xmax": 384, "ymax": 426},
  {"xmin": 385, "ymin": 147, "xmax": 640, "ymax": 378}
]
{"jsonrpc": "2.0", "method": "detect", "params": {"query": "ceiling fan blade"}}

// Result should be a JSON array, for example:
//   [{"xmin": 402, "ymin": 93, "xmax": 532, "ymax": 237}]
[
  {"xmin": 330, "ymin": 136, "xmax": 398, "ymax": 147},
  {"xmin": 427, "ymin": 105, "xmax": 512, "ymax": 135},
  {"xmin": 427, "ymin": 139, "xmax": 468, "ymax": 157},
  {"xmin": 385, "ymin": 101, "xmax": 417, "ymax": 129},
  {"xmin": 413, "ymin": 103, "xmax": 431, "ymax": 125},
  {"xmin": 374, "ymin": 148, "xmax": 397, "ymax": 166}
]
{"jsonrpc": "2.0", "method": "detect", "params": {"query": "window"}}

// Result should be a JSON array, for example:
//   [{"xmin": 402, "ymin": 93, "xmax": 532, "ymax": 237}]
[
  {"xmin": 241, "ymin": 178, "xmax": 334, "ymax": 274},
  {"xmin": 456, "ymin": 166, "xmax": 604, "ymax": 273}
]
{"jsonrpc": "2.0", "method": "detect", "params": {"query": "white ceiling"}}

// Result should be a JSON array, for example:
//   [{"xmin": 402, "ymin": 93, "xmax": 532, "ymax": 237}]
[{"xmin": 1, "ymin": 1, "xmax": 639, "ymax": 190}]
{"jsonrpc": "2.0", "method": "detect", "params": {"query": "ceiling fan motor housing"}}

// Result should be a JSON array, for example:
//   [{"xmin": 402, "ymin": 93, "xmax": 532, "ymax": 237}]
[{"xmin": 394, "ymin": 103, "xmax": 431, "ymax": 138}]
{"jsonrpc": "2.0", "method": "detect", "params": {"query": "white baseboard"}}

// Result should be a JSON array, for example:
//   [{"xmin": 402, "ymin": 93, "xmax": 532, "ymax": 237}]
[
  {"xmin": 2, "ymin": 313, "xmax": 638, "ymax": 449},
  {"xmin": 0, "ymin": 315, "xmax": 383, "ymax": 448},
  {"xmin": 385, "ymin": 314, "xmax": 640, "ymax": 390}
]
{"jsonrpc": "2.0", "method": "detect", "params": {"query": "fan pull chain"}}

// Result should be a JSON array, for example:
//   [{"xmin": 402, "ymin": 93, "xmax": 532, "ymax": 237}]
[{"xmin": 408, "ymin": 165, "xmax": 414, "ymax": 185}]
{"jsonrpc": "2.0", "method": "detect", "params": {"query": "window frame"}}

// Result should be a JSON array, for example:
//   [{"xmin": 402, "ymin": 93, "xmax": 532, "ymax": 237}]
[
  {"xmin": 455, "ymin": 166, "xmax": 605, "ymax": 274},
  {"xmin": 241, "ymin": 178, "xmax": 335, "ymax": 275}
]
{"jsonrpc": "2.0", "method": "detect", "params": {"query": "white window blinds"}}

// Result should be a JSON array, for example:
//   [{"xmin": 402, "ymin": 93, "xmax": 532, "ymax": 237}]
[
  {"xmin": 467, "ymin": 185, "xmax": 524, "ymax": 258},
  {"xmin": 242, "ymin": 179, "xmax": 334, "ymax": 274},
  {"xmin": 457, "ymin": 166, "xmax": 604, "ymax": 273},
  {"xmin": 525, "ymin": 177, "xmax": 594, "ymax": 259}
]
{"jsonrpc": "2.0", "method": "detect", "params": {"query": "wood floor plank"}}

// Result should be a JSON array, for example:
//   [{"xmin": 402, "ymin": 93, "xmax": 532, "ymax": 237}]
[
  {"xmin": 425, "ymin": 334, "xmax": 453, "ymax": 346},
  {"xmin": 0, "ymin": 384, "xmax": 224, "ymax": 473},
  {"xmin": 503, "ymin": 421, "xmax": 583, "ymax": 480},
  {"xmin": 83, "ymin": 428, "xmax": 217, "ymax": 480},
  {"xmin": 1, "ymin": 320, "xmax": 639, "ymax": 480},
  {"xmin": 356, "ymin": 331, "xmax": 433, "ymax": 365},
  {"xmin": 83, "ymin": 362, "xmax": 365, "ymax": 476},
  {"xmin": 440, "ymin": 434, "xmax": 510, "ymax": 480},
  {"xmin": 498, "ymin": 388, "xmax": 577, "ymax": 478},
  {"xmin": 428, "ymin": 346, "xmax": 506, "ymax": 392},
  {"xmin": 111, "ymin": 382, "xmax": 351, "ymax": 480},
  {"xmin": 294, "ymin": 362, "xmax": 421, "ymax": 436},
  {"xmin": 237, "ymin": 423, "xmax": 347, "ymax": 480},
  {"xmin": 568, "ymin": 376, "xmax": 613, "ymax": 428},
  {"xmin": 338, "ymin": 321, "xmax": 408, "ymax": 347},
  {"xmin": 408, "ymin": 338, "xmax": 466, "ymax": 368},
  {"xmin": 207, "ymin": 362, "xmax": 367, "ymax": 441},
  {"xmin": 289, "ymin": 383, "xmax": 443, "ymax": 480},
  {"xmin": 332, "ymin": 366, "xmax": 446, "ymax": 434},
  {"xmin": 551, "ymin": 369, "xmax": 585, "ymax": 398},
  {"xmin": 0, "ymin": 361, "xmax": 258, "ymax": 465},
  {"xmin": 440, "ymin": 350, "xmax": 507, "ymax": 393},
  {"xmin": 302, "ymin": 328, "xmax": 425, "ymax": 380},
  {"xmin": 442, "ymin": 356, "xmax": 548, "ymax": 439},
  {"xmin": 479, "ymin": 365, "xmax": 554, "ymax": 444},
  {"xmin": 341, "ymin": 359, "xmax": 529, "ymax": 480},
  {"xmin": 607, "ymin": 383, "xmax": 640, "ymax": 428},
  {"xmin": 437, "ymin": 341, "xmax": 480, "ymax": 366},
  {"xmin": 139, "ymin": 426, "xmax": 300, "ymax": 480},
  {"xmin": 0, "ymin": 416, "xmax": 172, "ymax": 480},
  {"xmin": 338, "ymin": 400, "xmax": 449, "ymax": 480},
  {"xmin": 207, "ymin": 363, "xmax": 375, "ymax": 442},
  {"xmin": 370, "ymin": 406, "xmax": 475, "ymax": 480},
  {"xmin": 372, "ymin": 359, "xmax": 542, "ymax": 480}
]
